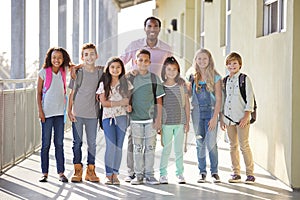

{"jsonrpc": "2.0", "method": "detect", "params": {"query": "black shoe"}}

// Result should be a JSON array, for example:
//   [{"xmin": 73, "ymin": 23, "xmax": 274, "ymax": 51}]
[
  {"xmin": 39, "ymin": 175, "xmax": 48, "ymax": 182},
  {"xmin": 59, "ymin": 175, "xmax": 68, "ymax": 182}
]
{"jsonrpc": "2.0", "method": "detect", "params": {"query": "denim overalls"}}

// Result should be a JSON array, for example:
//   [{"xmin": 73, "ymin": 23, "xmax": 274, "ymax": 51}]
[{"xmin": 191, "ymin": 80, "xmax": 219, "ymax": 175}]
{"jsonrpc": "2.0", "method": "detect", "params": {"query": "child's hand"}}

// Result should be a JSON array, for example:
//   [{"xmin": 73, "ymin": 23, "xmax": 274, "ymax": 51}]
[
  {"xmin": 220, "ymin": 120, "xmax": 226, "ymax": 131},
  {"xmin": 160, "ymin": 133, "xmax": 164, "ymax": 147},
  {"xmin": 126, "ymin": 105, "xmax": 132, "ymax": 113},
  {"xmin": 68, "ymin": 111, "xmax": 76, "ymax": 122},
  {"xmin": 238, "ymin": 112, "xmax": 251, "ymax": 128},
  {"xmin": 70, "ymin": 64, "xmax": 82, "ymax": 80},
  {"xmin": 208, "ymin": 117, "xmax": 218, "ymax": 131},
  {"xmin": 39, "ymin": 110, "xmax": 46, "ymax": 123},
  {"xmin": 184, "ymin": 123, "xmax": 190, "ymax": 133}
]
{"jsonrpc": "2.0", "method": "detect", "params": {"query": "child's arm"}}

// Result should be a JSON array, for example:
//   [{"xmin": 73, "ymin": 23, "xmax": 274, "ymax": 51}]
[
  {"xmin": 239, "ymin": 111, "xmax": 251, "ymax": 128},
  {"xmin": 184, "ymin": 93, "xmax": 190, "ymax": 133},
  {"xmin": 154, "ymin": 96, "xmax": 163, "ymax": 132},
  {"xmin": 99, "ymin": 93, "xmax": 129, "ymax": 107},
  {"xmin": 219, "ymin": 112, "xmax": 226, "ymax": 131},
  {"xmin": 68, "ymin": 90, "xmax": 76, "ymax": 122},
  {"xmin": 36, "ymin": 77, "xmax": 45, "ymax": 122},
  {"xmin": 208, "ymin": 79, "xmax": 222, "ymax": 131}
]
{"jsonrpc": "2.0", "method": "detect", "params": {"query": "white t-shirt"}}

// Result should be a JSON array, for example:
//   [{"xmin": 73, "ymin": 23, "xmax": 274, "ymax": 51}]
[{"xmin": 39, "ymin": 68, "xmax": 65, "ymax": 118}]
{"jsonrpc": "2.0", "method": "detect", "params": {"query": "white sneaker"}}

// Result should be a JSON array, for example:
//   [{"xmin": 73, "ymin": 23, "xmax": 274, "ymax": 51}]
[
  {"xmin": 159, "ymin": 175, "xmax": 168, "ymax": 184},
  {"xmin": 124, "ymin": 174, "xmax": 135, "ymax": 183},
  {"xmin": 130, "ymin": 176, "xmax": 143, "ymax": 185},
  {"xmin": 145, "ymin": 177, "xmax": 160, "ymax": 185},
  {"xmin": 177, "ymin": 174, "xmax": 186, "ymax": 184}
]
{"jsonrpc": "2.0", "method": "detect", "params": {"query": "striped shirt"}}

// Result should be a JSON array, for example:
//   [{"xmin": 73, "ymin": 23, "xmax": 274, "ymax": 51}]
[{"xmin": 162, "ymin": 83, "xmax": 187, "ymax": 125}]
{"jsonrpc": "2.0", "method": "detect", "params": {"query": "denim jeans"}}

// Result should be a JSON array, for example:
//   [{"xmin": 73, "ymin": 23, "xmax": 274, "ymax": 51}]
[
  {"xmin": 72, "ymin": 117, "xmax": 98, "ymax": 165},
  {"xmin": 192, "ymin": 111, "xmax": 219, "ymax": 175},
  {"xmin": 40, "ymin": 115, "xmax": 65, "ymax": 174},
  {"xmin": 191, "ymin": 83, "xmax": 218, "ymax": 175},
  {"xmin": 160, "ymin": 124, "xmax": 184, "ymax": 176},
  {"xmin": 131, "ymin": 122, "xmax": 157, "ymax": 178},
  {"xmin": 103, "ymin": 116, "xmax": 127, "ymax": 176}
]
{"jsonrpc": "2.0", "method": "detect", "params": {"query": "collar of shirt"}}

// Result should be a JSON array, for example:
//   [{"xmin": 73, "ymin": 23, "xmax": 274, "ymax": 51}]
[{"xmin": 142, "ymin": 38, "xmax": 161, "ymax": 49}]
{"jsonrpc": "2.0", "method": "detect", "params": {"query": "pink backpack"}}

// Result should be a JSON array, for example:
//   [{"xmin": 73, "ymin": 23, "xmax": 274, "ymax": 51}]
[{"xmin": 43, "ymin": 67, "xmax": 66, "ymax": 94}]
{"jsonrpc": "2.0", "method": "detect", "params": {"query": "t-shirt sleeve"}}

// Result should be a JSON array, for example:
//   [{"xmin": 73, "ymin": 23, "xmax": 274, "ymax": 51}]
[
  {"xmin": 38, "ymin": 68, "xmax": 46, "ymax": 80},
  {"xmin": 68, "ymin": 79, "xmax": 75, "ymax": 89},
  {"xmin": 96, "ymin": 82, "xmax": 104, "ymax": 94},
  {"xmin": 155, "ymin": 76, "xmax": 165, "ymax": 98},
  {"xmin": 214, "ymin": 74, "xmax": 221, "ymax": 83}
]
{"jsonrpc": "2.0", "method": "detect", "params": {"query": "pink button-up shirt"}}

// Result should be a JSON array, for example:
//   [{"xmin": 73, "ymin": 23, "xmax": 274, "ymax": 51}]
[{"xmin": 120, "ymin": 38, "xmax": 172, "ymax": 77}]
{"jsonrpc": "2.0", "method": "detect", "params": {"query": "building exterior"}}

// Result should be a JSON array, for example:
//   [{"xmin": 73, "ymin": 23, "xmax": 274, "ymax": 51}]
[{"xmin": 154, "ymin": 0, "xmax": 300, "ymax": 189}]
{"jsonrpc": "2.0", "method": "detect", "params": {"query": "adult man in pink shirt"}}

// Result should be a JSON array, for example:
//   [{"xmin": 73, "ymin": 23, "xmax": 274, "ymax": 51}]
[
  {"xmin": 120, "ymin": 16, "xmax": 172, "ymax": 77},
  {"xmin": 120, "ymin": 16, "xmax": 172, "ymax": 182}
]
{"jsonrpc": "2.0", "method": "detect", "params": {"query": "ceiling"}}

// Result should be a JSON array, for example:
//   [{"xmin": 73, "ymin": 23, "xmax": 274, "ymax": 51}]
[{"xmin": 113, "ymin": 0, "xmax": 152, "ymax": 9}]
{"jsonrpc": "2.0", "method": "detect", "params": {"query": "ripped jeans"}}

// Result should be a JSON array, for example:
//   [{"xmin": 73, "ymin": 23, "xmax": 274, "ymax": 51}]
[{"xmin": 131, "ymin": 122, "xmax": 157, "ymax": 178}]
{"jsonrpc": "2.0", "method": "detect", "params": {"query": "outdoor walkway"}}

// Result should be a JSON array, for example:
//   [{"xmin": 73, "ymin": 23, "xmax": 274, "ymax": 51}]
[{"xmin": 0, "ymin": 128, "xmax": 299, "ymax": 200}]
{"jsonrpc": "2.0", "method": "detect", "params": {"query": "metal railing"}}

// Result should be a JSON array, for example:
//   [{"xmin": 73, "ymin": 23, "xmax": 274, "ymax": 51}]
[{"xmin": 0, "ymin": 79, "xmax": 40, "ymax": 172}]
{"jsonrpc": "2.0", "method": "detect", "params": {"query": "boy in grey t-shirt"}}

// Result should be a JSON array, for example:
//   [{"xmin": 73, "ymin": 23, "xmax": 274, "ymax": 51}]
[
  {"xmin": 129, "ymin": 49, "xmax": 165, "ymax": 185},
  {"xmin": 68, "ymin": 43, "xmax": 103, "ymax": 183}
]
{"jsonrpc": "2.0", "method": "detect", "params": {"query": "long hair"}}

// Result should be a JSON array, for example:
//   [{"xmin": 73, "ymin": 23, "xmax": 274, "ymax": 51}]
[
  {"xmin": 42, "ymin": 47, "xmax": 72, "ymax": 71},
  {"xmin": 103, "ymin": 57, "xmax": 129, "ymax": 99},
  {"xmin": 192, "ymin": 49, "xmax": 219, "ymax": 92},
  {"xmin": 161, "ymin": 56, "xmax": 185, "ymax": 84}
]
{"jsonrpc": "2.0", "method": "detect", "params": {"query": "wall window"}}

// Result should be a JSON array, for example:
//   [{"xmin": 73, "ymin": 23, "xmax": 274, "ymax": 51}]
[{"xmin": 263, "ymin": 0, "xmax": 286, "ymax": 35}]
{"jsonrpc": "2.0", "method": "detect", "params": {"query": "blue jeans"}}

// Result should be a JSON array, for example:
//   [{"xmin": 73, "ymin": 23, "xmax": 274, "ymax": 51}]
[
  {"xmin": 72, "ymin": 117, "xmax": 98, "ymax": 165},
  {"xmin": 192, "ymin": 106, "xmax": 219, "ymax": 175},
  {"xmin": 103, "ymin": 116, "xmax": 127, "ymax": 176},
  {"xmin": 131, "ymin": 122, "xmax": 157, "ymax": 178},
  {"xmin": 40, "ymin": 115, "xmax": 65, "ymax": 174}
]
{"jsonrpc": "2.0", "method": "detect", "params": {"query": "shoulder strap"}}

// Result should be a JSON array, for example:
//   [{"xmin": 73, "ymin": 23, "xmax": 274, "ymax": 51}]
[
  {"xmin": 223, "ymin": 75, "xmax": 229, "ymax": 97},
  {"xmin": 150, "ymin": 73, "xmax": 157, "ymax": 104},
  {"xmin": 43, "ymin": 67, "xmax": 52, "ymax": 94},
  {"xmin": 239, "ymin": 73, "xmax": 247, "ymax": 104},
  {"xmin": 73, "ymin": 69, "xmax": 83, "ymax": 100},
  {"xmin": 60, "ymin": 67, "xmax": 66, "ymax": 94}
]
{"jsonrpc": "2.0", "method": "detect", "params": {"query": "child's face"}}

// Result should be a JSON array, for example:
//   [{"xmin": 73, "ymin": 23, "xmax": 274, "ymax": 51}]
[
  {"xmin": 135, "ymin": 53, "xmax": 151, "ymax": 72},
  {"xmin": 165, "ymin": 64, "xmax": 179, "ymax": 80},
  {"xmin": 51, "ymin": 50, "xmax": 64, "ymax": 69},
  {"xmin": 196, "ymin": 52, "xmax": 209, "ymax": 69},
  {"xmin": 226, "ymin": 59, "xmax": 241, "ymax": 75},
  {"xmin": 81, "ymin": 48, "xmax": 98, "ymax": 65},
  {"xmin": 109, "ymin": 62, "xmax": 122, "ymax": 78}
]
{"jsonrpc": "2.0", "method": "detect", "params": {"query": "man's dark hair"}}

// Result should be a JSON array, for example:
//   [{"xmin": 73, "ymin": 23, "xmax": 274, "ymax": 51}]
[{"xmin": 144, "ymin": 16, "xmax": 161, "ymax": 28}]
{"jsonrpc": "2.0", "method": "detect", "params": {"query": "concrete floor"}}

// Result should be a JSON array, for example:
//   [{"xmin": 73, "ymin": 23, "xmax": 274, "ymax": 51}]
[{"xmin": 1, "ymin": 128, "xmax": 299, "ymax": 200}]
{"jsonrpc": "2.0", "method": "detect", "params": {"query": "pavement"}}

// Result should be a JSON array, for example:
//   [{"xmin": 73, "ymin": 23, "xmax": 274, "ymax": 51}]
[{"xmin": 1, "ymin": 127, "xmax": 300, "ymax": 200}]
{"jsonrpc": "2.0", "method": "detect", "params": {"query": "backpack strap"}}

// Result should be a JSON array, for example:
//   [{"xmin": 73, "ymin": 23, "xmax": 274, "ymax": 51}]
[
  {"xmin": 150, "ymin": 73, "xmax": 157, "ymax": 104},
  {"xmin": 238, "ymin": 73, "xmax": 247, "ymax": 104}
]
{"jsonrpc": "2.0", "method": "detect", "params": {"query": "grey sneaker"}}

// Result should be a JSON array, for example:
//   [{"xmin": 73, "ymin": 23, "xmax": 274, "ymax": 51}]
[
  {"xmin": 145, "ymin": 177, "xmax": 160, "ymax": 185},
  {"xmin": 131, "ymin": 176, "xmax": 143, "ymax": 185},
  {"xmin": 177, "ymin": 174, "xmax": 186, "ymax": 184},
  {"xmin": 197, "ymin": 174, "xmax": 206, "ymax": 183},
  {"xmin": 159, "ymin": 175, "xmax": 168, "ymax": 184}
]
